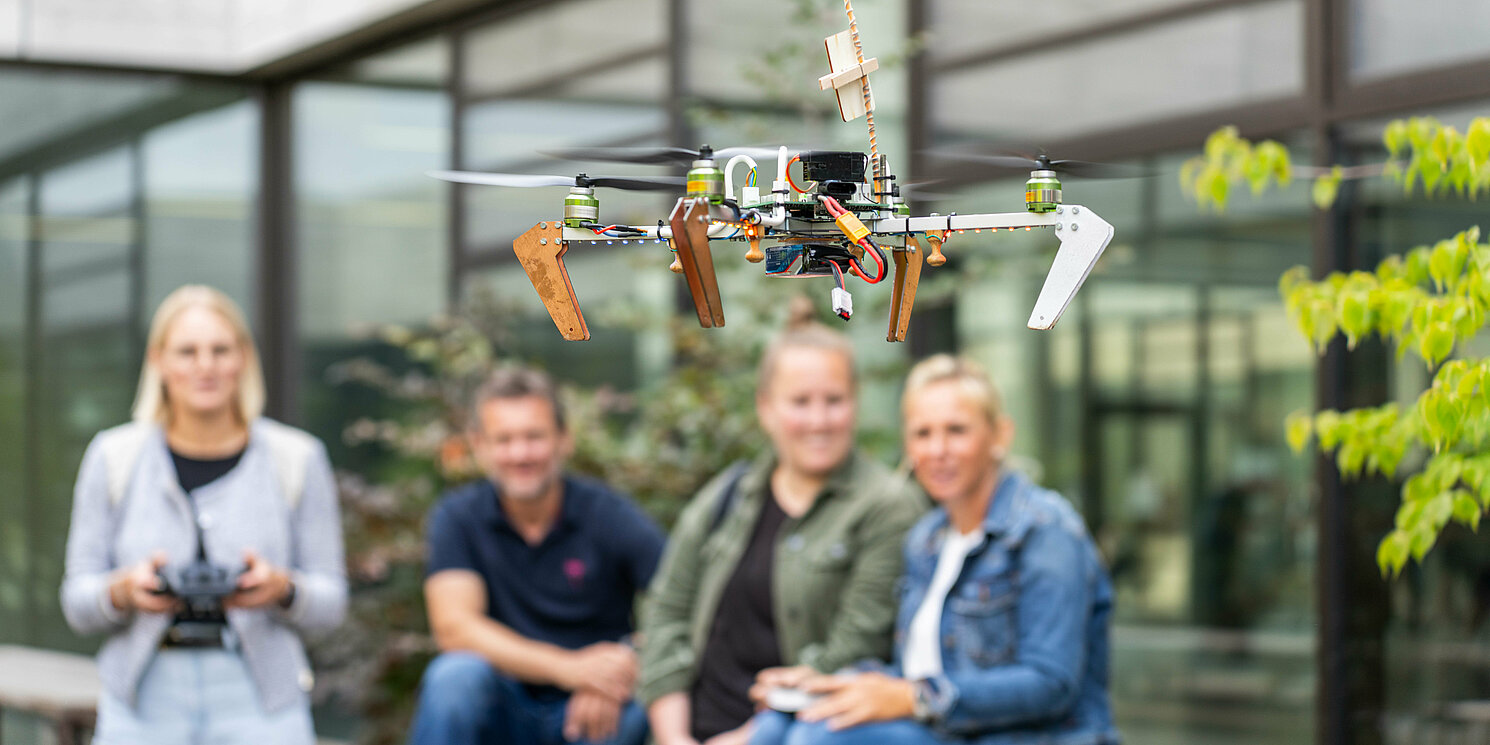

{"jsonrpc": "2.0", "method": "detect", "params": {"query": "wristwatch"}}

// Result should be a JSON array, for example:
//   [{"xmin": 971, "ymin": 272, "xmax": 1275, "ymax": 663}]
[
  {"xmin": 911, "ymin": 678, "xmax": 936, "ymax": 722},
  {"xmin": 278, "ymin": 579, "xmax": 297, "ymax": 609}
]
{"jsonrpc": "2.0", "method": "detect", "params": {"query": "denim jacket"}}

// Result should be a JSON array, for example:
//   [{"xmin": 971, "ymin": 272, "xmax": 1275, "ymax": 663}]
[{"xmin": 893, "ymin": 471, "xmax": 1119, "ymax": 745}]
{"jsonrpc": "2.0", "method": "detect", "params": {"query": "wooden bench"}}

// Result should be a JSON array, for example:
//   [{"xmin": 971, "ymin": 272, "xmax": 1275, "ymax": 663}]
[{"xmin": 0, "ymin": 645, "xmax": 99, "ymax": 745}]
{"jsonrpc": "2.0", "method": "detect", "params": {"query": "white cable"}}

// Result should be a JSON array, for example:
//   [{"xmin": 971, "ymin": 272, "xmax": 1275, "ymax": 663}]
[{"xmin": 724, "ymin": 154, "xmax": 759, "ymax": 200}]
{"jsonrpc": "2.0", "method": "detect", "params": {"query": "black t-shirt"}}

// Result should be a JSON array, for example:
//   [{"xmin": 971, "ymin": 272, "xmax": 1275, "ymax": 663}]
[
  {"xmin": 170, "ymin": 448, "xmax": 245, "ymax": 493},
  {"xmin": 167, "ymin": 448, "xmax": 244, "ymax": 630},
  {"xmin": 691, "ymin": 492, "xmax": 787, "ymax": 741}
]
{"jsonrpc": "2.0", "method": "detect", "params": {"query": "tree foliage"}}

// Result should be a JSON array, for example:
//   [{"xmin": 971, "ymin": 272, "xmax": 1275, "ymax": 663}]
[{"xmin": 1184, "ymin": 118, "xmax": 1490, "ymax": 578}]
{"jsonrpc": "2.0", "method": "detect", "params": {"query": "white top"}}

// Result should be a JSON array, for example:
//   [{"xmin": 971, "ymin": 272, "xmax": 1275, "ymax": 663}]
[{"xmin": 902, "ymin": 527, "xmax": 986, "ymax": 681}]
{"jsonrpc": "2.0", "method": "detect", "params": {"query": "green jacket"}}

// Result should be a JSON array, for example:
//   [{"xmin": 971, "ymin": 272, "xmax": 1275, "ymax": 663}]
[{"xmin": 637, "ymin": 449, "xmax": 926, "ymax": 706}]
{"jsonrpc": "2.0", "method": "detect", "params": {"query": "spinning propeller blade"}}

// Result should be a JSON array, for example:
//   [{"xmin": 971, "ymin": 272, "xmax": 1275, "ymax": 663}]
[{"xmin": 428, "ymin": 170, "xmax": 684, "ymax": 191}]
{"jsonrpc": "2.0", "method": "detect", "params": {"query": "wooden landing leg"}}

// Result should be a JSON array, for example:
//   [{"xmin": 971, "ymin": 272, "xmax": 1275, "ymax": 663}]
[
  {"xmin": 887, "ymin": 236, "xmax": 924, "ymax": 342},
  {"xmin": 668, "ymin": 197, "xmax": 726, "ymax": 328},
  {"xmin": 512, "ymin": 221, "xmax": 590, "ymax": 341}
]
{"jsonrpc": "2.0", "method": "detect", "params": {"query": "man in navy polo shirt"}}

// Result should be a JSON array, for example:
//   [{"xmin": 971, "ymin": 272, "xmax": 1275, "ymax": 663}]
[{"xmin": 408, "ymin": 366, "xmax": 666, "ymax": 745}]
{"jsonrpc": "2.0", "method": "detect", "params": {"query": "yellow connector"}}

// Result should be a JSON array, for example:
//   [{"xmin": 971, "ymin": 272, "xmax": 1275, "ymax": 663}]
[{"xmin": 835, "ymin": 212, "xmax": 871, "ymax": 242}]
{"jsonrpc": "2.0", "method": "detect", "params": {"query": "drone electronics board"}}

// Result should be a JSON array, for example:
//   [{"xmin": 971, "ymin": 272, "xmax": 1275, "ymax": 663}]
[{"xmin": 431, "ymin": 1, "xmax": 1118, "ymax": 342}]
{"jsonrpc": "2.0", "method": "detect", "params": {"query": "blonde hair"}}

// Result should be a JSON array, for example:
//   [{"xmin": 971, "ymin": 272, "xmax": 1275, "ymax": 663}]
[
  {"xmin": 132, "ymin": 285, "xmax": 266, "ymax": 424},
  {"xmin": 902, "ymin": 354, "xmax": 1004, "ymax": 425},
  {"xmin": 757, "ymin": 296, "xmax": 857, "ymax": 394}
]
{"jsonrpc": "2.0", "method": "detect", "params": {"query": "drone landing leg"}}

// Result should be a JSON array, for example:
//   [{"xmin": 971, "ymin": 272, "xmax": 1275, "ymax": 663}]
[
  {"xmin": 512, "ymin": 221, "xmax": 590, "ymax": 341},
  {"xmin": 887, "ymin": 237, "xmax": 924, "ymax": 342},
  {"xmin": 669, "ymin": 197, "xmax": 726, "ymax": 328}
]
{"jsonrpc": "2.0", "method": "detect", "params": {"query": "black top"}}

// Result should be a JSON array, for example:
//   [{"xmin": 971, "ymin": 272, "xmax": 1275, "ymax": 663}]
[
  {"xmin": 691, "ymin": 492, "xmax": 787, "ymax": 741},
  {"xmin": 167, "ymin": 447, "xmax": 244, "ymax": 632},
  {"xmin": 426, "ymin": 474, "xmax": 668, "ymax": 700},
  {"xmin": 170, "ymin": 448, "xmax": 245, "ymax": 493}
]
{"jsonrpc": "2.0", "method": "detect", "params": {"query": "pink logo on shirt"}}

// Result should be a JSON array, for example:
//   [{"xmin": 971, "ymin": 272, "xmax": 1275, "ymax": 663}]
[{"xmin": 563, "ymin": 558, "xmax": 587, "ymax": 588}]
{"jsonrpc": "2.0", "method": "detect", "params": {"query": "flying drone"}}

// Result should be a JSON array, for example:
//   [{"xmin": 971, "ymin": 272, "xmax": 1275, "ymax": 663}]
[{"xmin": 432, "ymin": 4, "xmax": 1119, "ymax": 342}]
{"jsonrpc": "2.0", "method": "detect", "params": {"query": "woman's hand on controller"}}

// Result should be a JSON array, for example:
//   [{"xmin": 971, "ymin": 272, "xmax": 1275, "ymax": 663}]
[
  {"xmin": 225, "ymin": 549, "xmax": 293, "ymax": 609},
  {"xmin": 749, "ymin": 665, "xmax": 820, "ymax": 706},
  {"xmin": 110, "ymin": 551, "xmax": 176, "ymax": 614}
]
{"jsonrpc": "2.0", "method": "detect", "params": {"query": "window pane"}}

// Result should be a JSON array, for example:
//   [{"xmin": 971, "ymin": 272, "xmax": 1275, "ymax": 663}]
[
  {"xmin": 929, "ymin": 0, "xmax": 1217, "ymax": 63},
  {"xmin": 934, "ymin": 0, "xmax": 1302, "ymax": 143},
  {"xmin": 459, "ymin": 1, "xmax": 669, "ymax": 255},
  {"xmin": 0, "ymin": 179, "xmax": 28, "ymax": 641},
  {"xmin": 294, "ymin": 41, "xmax": 450, "ymax": 463},
  {"xmin": 143, "ymin": 100, "xmax": 258, "ymax": 315},
  {"xmin": 1350, "ymin": 0, "xmax": 1490, "ymax": 81}
]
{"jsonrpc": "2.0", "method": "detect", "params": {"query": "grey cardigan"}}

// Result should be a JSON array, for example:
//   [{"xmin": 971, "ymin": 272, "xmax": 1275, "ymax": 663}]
[{"xmin": 60, "ymin": 418, "xmax": 348, "ymax": 713}]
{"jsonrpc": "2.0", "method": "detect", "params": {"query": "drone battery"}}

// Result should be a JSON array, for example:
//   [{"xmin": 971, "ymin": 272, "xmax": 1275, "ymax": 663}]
[
  {"xmin": 800, "ymin": 151, "xmax": 868, "ymax": 183},
  {"xmin": 764, "ymin": 245, "xmax": 804, "ymax": 275}
]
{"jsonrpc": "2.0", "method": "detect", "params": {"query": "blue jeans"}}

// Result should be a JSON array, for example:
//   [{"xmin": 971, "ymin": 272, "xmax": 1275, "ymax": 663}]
[
  {"xmin": 748, "ymin": 710, "xmax": 943, "ymax": 745},
  {"xmin": 94, "ymin": 649, "xmax": 315, "ymax": 745},
  {"xmin": 408, "ymin": 652, "xmax": 649, "ymax": 745}
]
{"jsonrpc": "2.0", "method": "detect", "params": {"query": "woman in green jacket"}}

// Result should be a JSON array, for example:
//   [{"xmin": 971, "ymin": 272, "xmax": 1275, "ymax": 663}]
[{"xmin": 638, "ymin": 319, "xmax": 926, "ymax": 745}]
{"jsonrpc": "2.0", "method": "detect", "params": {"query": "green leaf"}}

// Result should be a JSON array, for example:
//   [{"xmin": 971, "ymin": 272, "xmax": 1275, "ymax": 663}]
[
  {"xmin": 1285, "ymin": 410, "xmax": 1313, "ymax": 453},
  {"xmin": 1419, "ymin": 322, "xmax": 1455, "ymax": 368},
  {"xmin": 1406, "ymin": 247, "xmax": 1432, "ymax": 285},
  {"xmin": 1453, "ymin": 490, "xmax": 1482, "ymax": 531},
  {"xmin": 1204, "ymin": 126, "xmax": 1240, "ymax": 161},
  {"xmin": 1377, "ymin": 530, "xmax": 1411, "ymax": 578},
  {"xmin": 1410, "ymin": 526, "xmax": 1438, "ymax": 563},
  {"xmin": 1337, "ymin": 442, "xmax": 1367, "ymax": 479},
  {"xmin": 1315, "ymin": 410, "xmax": 1343, "ymax": 450},
  {"xmin": 1278, "ymin": 265, "xmax": 1310, "ymax": 298},
  {"xmin": 1339, "ymin": 291, "xmax": 1371, "ymax": 347},
  {"xmin": 1384, "ymin": 120, "xmax": 1409, "ymax": 159},
  {"xmin": 1469, "ymin": 118, "xmax": 1490, "ymax": 168},
  {"xmin": 1205, "ymin": 168, "xmax": 1230, "ymax": 210},
  {"xmin": 1312, "ymin": 167, "xmax": 1343, "ymax": 209}
]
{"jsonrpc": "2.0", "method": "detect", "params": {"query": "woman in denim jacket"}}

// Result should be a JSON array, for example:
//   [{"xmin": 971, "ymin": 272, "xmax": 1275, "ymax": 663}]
[{"xmin": 749, "ymin": 354, "xmax": 1119, "ymax": 745}]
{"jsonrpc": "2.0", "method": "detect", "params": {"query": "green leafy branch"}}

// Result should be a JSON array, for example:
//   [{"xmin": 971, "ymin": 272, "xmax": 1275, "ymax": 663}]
[
  {"xmin": 1181, "ymin": 116, "xmax": 1490, "ymax": 211},
  {"xmin": 1277, "ymin": 228, "xmax": 1490, "ymax": 577},
  {"xmin": 1278, "ymin": 227, "xmax": 1486, "ymax": 361},
  {"xmin": 1285, "ymin": 357, "xmax": 1490, "ymax": 576}
]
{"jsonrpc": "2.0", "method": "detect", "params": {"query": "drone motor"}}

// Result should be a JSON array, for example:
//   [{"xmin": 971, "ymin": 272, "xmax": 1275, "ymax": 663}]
[{"xmin": 564, "ymin": 185, "xmax": 600, "ymax": 227}]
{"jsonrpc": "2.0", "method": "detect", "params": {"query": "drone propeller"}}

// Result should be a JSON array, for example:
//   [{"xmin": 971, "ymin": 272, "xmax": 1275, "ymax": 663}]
[
  {"xmin": 925, "ymin": 149, "xmax": 1149, "ymax": 179},
  {"xmin": 541, "ymin": 144, "xmax": 790, "ymax": 166},
  {"xmin": 892, "ymin": 180, "xmax": 957, "ymax": 202},
  {"xmin": 428, "ymin": 170, "xmax": 685, "ymax": 191}
]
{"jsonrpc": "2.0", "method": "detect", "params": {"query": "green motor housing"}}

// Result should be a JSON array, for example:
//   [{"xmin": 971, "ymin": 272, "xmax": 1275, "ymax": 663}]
[
  {"xmin": 1025, "ymin": 169, "xmax": 1062, "ymax": 213},
  {"xmin": 564, "ymin": 186, "xmax": 600, "ymax": 228}
]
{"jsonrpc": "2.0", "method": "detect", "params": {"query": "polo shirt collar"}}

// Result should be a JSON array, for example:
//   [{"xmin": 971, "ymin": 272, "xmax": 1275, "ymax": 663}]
[{"xmin": 482, "ymin": 474, "xmax": 581, "ymax": 532}]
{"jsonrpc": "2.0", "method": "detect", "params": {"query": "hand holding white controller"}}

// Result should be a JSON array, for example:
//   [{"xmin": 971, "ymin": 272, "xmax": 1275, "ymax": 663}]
[{"xmin": 764, "ymin": 686, "xmax": 822, "ymax": 713}]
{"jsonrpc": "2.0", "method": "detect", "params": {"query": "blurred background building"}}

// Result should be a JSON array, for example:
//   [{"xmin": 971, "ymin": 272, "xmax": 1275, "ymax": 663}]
[{"xmin": 2, "ymin": 0, "xmax": 1490, "ymax": 743}]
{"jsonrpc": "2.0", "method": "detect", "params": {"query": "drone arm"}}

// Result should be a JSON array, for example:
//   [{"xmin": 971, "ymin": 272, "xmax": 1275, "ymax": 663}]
[
  {"xmin": 1026, "ymin": 205, "xmax": 1114, "ymax": 330},
  {"xmin": 870, "ymin": 211, "xmax": 1058, "ymax": 234}
]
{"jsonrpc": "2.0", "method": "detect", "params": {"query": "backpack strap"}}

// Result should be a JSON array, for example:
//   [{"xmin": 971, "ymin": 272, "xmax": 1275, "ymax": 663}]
[
  {"xmin": 99, "ymin": 422, "xmax": 153, "ymax": 507},
  {"xmin": 98, "ymin": 419, "xmax": 316, "ymax": 511},
  {"xmin": 707, "ymin": 460, "xmax": 751, "ymax": 535},
  {"xmin": 253, "ymin": 418, "xmax": 318, "ymax": 511}
]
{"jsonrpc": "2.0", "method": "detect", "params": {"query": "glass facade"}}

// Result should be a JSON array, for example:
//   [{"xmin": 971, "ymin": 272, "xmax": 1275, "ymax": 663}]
[
  {"xmin": 2, "ymin": 2, "xmax": 1490, "ymax": 743},
  {"xmin": 0, "ymin": 67, "xmax": 255, "ymax": 662}
]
